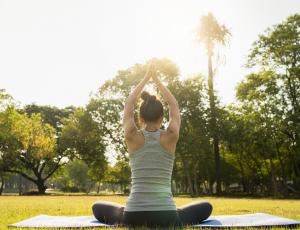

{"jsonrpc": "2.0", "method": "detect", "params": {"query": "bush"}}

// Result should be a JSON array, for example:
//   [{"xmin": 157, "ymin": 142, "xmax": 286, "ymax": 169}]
[
  {"xmin": 22, "ymin": 190, "xmax": 41, "ymax": 195},
  {"xmin": 61, "ymin": 186, "xmax": 80, "ymax": 192}
]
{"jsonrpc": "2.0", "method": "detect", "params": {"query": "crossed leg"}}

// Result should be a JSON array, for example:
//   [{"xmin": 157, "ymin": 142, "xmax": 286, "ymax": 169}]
[
  {"xmin": 92, "ymin": 201, "xmax": 125, "ymax": 225},
  {"xmin": 92, "ymin": 200, "xmax": 213, "ymax": 226},
  {"xmin": 177, "ymin": 201, "xmax": 213, "ymax": 225}
]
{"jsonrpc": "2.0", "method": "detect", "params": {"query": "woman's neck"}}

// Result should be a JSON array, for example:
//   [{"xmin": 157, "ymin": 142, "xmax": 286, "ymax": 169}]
[{"xmin": 145, "ymin": 123, "xmax": 160, "ymax": 131}]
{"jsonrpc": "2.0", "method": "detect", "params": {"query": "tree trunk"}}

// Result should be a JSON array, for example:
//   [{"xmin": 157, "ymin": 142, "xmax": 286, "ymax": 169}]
[
  {"xmin": 0, "ymin": 174, "xmax": 4, "ymax": 195},
  {"xmin": 203, "ymin": 181, "xmax": 208, "ymax": 194},
  {"xmin": 171, "ymin": 179, "xmax": 175, "ymax": 195},
  {"xmin": 270, "ymin": 159, "xmax": 278, "ymax": 196},
  {"xmin": 18, "ymin": 174, "xmax": 22, "ymax": 195},
  {"xmin": 178, "ymin": 152, "xmax": 194, "ymax": 196},
  {"xmin": 122, "ymin": 183, "xmax": 127, "ymax": 194},
  {"xmin": 111, "ymin": 183, "xmax": 115, "ymax": 193},
  {"xmin": 193, "ymin": 165, "xmax": 199, "ymax": 196},
  {"xmin": 97, "ymin": 182, "xmax": 101, "ymax": 194},
  {"xmin": 209, "ymin": 180, "xmax": 214, "ymax": 195},
  {"xmin": 87, "ymin": 183, "xmax": 93, "ymax": 194},
  {"xmin": 238, "ymin": 158, "xmax": 249, "ymax": 193},
  {"xmin": 205, "ymin": 165, "xmax": 213, "ymax": 195},
  {"xmin": 278, "ymin": 153, "xmax": 288, "ymax": 196},
  {"xmin": 207, "ymin": 49, "xmax": 221, "ymax": 195},
  {"xmin": 36, "ymin": 179, "xmax": 47, "ymax": 194}
]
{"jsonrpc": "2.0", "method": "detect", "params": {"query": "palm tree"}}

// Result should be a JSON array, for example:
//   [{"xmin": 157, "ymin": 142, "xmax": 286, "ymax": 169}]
[{"xmin": 197, "ymin": 12, "xmax": 230, "ymax": 195}]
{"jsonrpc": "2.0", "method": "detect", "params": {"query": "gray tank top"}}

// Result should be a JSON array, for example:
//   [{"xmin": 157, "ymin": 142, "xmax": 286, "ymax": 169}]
[{"xmin": 124, "ymin": 128, "xmax": 177, "ymax": 212}]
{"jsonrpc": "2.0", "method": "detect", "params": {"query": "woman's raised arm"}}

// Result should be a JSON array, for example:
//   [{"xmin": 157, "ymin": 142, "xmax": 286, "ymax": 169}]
[
  {"xmin": 123, "ymin": 63, "xmax": 153, "ymax": 139},
  {"xmin": 152, "ymin": 67, "xmax": 181, "ymax": 140}
]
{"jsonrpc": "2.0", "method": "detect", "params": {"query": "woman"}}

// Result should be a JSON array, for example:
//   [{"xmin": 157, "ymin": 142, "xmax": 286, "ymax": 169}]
[{"xmin": 92, "ymin": 62, "xmax": 213, "ymax": 228}]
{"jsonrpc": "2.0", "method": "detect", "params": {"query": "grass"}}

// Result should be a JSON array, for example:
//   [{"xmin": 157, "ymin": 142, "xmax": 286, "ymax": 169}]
[{"xmin": 1, "ymin": 195, "xmax": 300, "ymax": 229}]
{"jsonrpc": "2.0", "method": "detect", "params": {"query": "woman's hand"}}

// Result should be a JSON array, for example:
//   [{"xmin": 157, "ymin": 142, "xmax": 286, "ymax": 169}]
[
  {"xmin": 148, "ymin": 62, "xmax": 161, "ymax": 84},
  {"xmin": 145, "ymin": 61, "xmax": 155, "ymax": 80}
]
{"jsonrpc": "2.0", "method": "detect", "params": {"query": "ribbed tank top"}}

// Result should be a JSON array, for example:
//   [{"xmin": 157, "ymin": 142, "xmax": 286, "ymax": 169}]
[{"xmin": 124, "ymin": 129, "xmax": 177, "ymax": 212}]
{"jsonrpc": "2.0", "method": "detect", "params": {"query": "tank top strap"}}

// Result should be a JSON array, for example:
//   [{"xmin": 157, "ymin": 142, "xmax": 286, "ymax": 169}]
[{"xmin": 142, "ymin": 129, "xmax": 161, "ymax": 144}]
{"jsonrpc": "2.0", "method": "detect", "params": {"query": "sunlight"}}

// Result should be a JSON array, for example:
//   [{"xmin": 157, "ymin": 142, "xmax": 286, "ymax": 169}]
[
  {"xmin": 0, "ymin": 1, "xmax": 300, "ymax": 227},
  {"xmin": 0, "ymin": 0, "xmax": 299, "ymax": 107}
]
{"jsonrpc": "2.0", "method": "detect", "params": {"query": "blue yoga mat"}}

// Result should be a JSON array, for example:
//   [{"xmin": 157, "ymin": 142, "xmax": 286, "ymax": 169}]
[{"xmin": 8, "ymin": 213, "xmax": 300, "ymax": 228}]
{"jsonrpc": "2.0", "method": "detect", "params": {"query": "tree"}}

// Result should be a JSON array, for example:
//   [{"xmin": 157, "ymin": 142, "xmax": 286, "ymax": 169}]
[
  {"xmin": 233, "ymin": 71, "xmax": 298, "ymax": 195},
  {"xmin": 0, "ymin": 89, "xmax": 15, "ymax": 195},
  {"xmin": 60, "ymin": 108, "xmax": 108, "ymax": 186},
  {"xmin": 246, "ymin": 13, "xmax": 300, "ymax": 192},
  {"xmin": 196, "ymin": 12, "xmax": 231, "ymax": 194},
  {"xmin": 50, "ymin": 159, "xmax": 95, "ymax": 193},
  {"xmin": 169, "ymin": 75, "xmax": 213, "ymax": 196},
  {"xmin": 21, "ymin": 104, "xmax": 75, "ymax": 132},
  {"xmin": 0, "ymin": 89, "xmax": 14, "ymax": 111},
  {"xmin": 0, "ymin": 109, "xmax": 63, "ymax": 194},
  {"xmin": 103, "ymin": 157, "xmax": 131, "ymax": 194}
]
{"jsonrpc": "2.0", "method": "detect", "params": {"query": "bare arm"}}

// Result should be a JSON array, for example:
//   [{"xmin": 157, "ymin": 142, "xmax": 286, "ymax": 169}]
[
  {"xmin": 152, "ymin": 70, "xmax": 181, "ymax": 140},
  {"xmin": 123, "ymin": 63, "xmax": 153, "ymax": 140}
]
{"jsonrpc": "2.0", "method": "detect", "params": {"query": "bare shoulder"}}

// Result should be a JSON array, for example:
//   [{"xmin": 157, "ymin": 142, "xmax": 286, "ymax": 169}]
[
  {"xmin": 160, "ymin": 129, "xmax": 179, "ymax": 154},
  {"xmin": 125, "ymin": 129, "xmax": 145, "ymax": 154}
]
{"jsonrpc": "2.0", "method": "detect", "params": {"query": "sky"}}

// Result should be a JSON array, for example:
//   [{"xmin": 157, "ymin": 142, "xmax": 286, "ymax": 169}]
[{"xmin": 1, "ymin": 0, "xmax": 300, "ymax": 108}]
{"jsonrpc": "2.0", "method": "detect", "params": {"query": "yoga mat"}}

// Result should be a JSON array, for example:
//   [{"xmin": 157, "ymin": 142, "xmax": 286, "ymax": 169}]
[{"xmin": 8, "ymin": 213, "xmax": 300, "ymax": 228}]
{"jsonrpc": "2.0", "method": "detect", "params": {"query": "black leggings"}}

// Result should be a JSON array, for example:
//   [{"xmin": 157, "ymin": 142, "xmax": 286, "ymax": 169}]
[{"xmin": 92, "ymin": 201, "xmax": 213, "ymax": 228}]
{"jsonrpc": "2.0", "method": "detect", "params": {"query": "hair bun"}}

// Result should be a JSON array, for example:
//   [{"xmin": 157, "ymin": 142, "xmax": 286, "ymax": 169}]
[
  {"xmin": 149, "ymin": 95, "xmax": 156, "ymax": 101},
  {"xmin": 141, "ymin": 91, "xmax": 156, "ymax": 102},
  {"xmin": 141, "ymin": 91, "xmax": 150, "ymax": 101}
]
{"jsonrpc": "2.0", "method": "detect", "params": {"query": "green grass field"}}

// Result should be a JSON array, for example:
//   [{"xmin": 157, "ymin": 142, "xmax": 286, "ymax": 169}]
[{"xmin": 1, "ymin": 195, "xmax": 300, "ymax": 229}]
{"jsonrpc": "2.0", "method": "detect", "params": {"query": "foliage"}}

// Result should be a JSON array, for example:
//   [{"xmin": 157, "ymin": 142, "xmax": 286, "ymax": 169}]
[
  {"xmin": 50, "ymin": 159, "xmax": 94, "ymax": 193},
  {"xmin": 0, "ymin": 108, "xmax": 63, "ymax": 194},
  {"xmin": 20, "ymin": 104, "xmax": 75, "ymax": 132},
  {"xmin": 1, "ymin": 13, "xmax": 300, "ymax": 197},
  {"xmin": 196, "ymin": 12, "xmax": 231, "ymax": 54},
  {"xmin": 60, "ymin": 108, "xmax": 108, "ymax": 184}
]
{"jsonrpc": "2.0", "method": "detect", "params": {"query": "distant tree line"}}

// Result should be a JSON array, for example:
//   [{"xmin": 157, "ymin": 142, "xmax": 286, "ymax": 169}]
[{"xmin": 0, "ymin": 13, "xmax": 299, "ymax": 197}]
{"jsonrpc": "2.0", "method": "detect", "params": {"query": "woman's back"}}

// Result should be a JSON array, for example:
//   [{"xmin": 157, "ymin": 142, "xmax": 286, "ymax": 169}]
[
  {"xmin": 124, "ymin": 129, "xmax": 176, "ymax": 212},
  {"xmin": 92, "ymin": 62, "xmax": 212, "ymax": 228}
]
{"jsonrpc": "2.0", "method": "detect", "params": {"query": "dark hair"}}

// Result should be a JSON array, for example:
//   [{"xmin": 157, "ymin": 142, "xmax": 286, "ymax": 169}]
[{"xmin": 139, "ymin": 91, "xmax": 163, "ymax": 123}]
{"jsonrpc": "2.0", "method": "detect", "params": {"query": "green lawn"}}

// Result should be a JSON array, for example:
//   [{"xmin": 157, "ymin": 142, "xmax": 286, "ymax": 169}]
[{"xmin": 1, "ymin": 195, "xmax": 300, "ymax": 229}]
